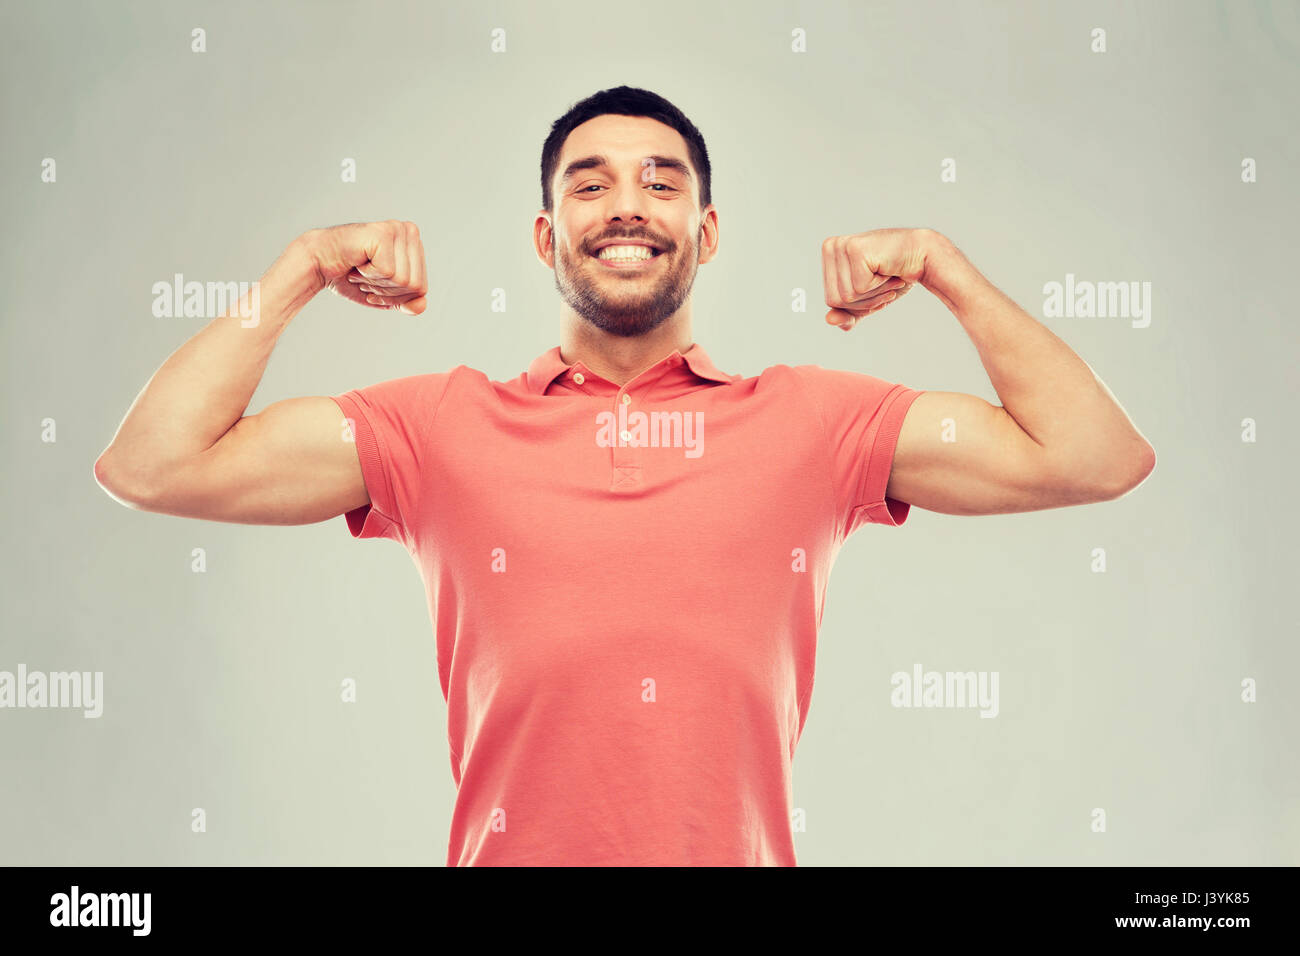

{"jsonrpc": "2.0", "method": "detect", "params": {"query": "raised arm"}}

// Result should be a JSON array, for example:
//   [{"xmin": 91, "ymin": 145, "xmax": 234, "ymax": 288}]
[
  {"xmin": 821, "ymin": 227, "xmax": 1155, "ymax": 516},
  {"xmin": 93, "ymin": 221, "xmax": 428, "ymax": 524}
]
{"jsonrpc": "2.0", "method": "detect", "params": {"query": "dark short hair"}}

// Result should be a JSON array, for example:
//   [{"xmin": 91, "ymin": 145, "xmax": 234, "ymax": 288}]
[{"xmin": 540, "ymin": 85, "xmax": 712, "ymax": 213}]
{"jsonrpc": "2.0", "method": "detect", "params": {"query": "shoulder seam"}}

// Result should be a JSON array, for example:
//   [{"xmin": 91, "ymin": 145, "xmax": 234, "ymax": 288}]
[
  {"xmin": 415, "ymin": 366, "xmax": 458, "ymax": 460},
  {"xmin": 787, "ymin": 365, "xmax": 844, "ymax": 544},
  {"xmin": 405, "ymin": 367, "xmax": 459, "ymax": 544}
]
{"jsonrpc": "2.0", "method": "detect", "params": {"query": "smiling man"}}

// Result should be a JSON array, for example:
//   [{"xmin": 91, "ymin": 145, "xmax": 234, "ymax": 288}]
[{"xmin": 93, "ymin": 86, "xmax": 1155, "ymax": 867}]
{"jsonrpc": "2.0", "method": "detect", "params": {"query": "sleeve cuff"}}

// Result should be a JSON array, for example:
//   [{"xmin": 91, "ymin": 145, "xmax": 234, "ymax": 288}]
[
  {"xmin": 857, "ymin": 385, "xmax": 924, "ymax": 527},
  {"xmin": 329, "ymin": 393, "xmax": 402, "ymax": 541}
]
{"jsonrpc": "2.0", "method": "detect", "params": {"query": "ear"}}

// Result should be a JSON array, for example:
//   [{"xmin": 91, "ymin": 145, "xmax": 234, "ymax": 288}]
[
  {"xmin": 533, "ymin": 212, "xmax": 555, "ymax": 268},
  {"xmin": 696, "ymin": 205, "xmax": 720, "ymax": 265}
]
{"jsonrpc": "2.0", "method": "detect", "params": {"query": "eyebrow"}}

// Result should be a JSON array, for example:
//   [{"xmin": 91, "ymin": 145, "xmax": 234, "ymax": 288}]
[{"xmin": 559, "ymin": 154, "xmax": 694, "ymax": 187}]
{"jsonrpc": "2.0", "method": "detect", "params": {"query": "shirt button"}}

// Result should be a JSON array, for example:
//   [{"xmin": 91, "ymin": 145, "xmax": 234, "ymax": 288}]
[
  {"xmin": 621, "ymin": 393, "xmax": 631, "ymax": 405},
  {"xmin": 573, "ymin": 372, "xmax": 585, "ymax": 385},
  {"xmin": 620, "ymin": 430, "xmax": 632, "ymax": 442}
]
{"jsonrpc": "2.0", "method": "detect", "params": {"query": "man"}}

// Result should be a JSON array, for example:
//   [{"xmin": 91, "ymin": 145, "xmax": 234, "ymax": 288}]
[{"xmin": 94, "ymin": 86, "xmax": 1155, "ymax": 866}]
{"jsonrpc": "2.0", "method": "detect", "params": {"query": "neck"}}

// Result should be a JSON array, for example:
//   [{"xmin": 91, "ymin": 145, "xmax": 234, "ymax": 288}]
[{"xmin": 560, "ymin": 313, "xmax": 694, "ymax": 388}]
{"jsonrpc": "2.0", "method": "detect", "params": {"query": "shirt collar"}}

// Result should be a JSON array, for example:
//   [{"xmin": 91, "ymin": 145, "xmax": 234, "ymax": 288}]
[{"xmin": 525, "ymin": 343, "xmax": 734, "ymax": 396}]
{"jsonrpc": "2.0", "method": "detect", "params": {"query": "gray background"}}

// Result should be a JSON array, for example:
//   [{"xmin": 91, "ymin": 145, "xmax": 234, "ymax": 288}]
[{"xmin": 2, "ymin": 0, "xmax": 1296, "ymax": 865}]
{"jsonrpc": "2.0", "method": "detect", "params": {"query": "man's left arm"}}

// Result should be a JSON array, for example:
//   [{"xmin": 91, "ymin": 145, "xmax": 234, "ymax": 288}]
[{"xmin": 821, "ymin": 228, "xmax": 1156, "ymax": 516}]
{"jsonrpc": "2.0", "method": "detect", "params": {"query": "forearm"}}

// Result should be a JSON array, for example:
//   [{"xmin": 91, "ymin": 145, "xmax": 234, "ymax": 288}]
[
  {"xmin": 96, "ymin": 237, "xmax": 323, "ymax": 493},
  {"xmin": 920, "ymin": 231, "xmax": 1154, "ymax": 486}
]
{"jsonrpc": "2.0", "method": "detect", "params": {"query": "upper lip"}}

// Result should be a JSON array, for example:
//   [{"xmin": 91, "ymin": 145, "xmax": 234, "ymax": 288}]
[{"xmin": 592, "ymin": 238, "xmax": 662, "ymax": 254}]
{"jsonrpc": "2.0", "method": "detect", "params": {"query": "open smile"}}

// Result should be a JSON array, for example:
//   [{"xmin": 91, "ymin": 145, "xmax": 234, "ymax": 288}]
[
  {"xmin": 589, "ymin": 242, "xmax": 665, "ymax": 270},
  {"xmin": 594, "ymin": 254, "xmax": 663, "ymax": 270}
]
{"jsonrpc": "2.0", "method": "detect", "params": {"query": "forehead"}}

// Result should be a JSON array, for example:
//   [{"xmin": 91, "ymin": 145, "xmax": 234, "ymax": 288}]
[{"xmin": 557, "ymin": 114, "xmax": 691, "ymax": 174}]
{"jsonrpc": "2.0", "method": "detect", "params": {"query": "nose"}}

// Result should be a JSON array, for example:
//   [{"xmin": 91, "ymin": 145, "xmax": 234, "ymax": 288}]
[{"xmin": 606, "ymin": 177, "xmax": 651, "ymax": 223}]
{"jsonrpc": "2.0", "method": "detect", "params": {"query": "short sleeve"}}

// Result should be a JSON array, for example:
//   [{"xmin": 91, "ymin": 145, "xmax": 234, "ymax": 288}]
[
  {"xmin": 792, "ymin": 365, "xmax": 924, "ymax": 539},
  {"xmin": 329, "ymin": 372, "xmax": 453, "ymax": 546}
]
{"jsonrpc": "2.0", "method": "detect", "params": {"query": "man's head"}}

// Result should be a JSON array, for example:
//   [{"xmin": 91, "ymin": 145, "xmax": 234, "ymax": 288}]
[{"xmin": 535, "ymin": 86, "xmax": 718, "ymax": 338}]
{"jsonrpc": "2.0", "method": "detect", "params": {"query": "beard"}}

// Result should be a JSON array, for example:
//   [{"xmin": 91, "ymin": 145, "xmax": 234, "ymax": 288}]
[{"xmin": 553, "ymin": 227, "xmax": 701, "ymax": 338}]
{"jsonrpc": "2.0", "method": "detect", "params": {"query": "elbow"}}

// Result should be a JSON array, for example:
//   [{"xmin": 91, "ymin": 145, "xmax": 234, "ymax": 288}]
[
  {"xmin": 1095, "ymin": 442, "xmax": 1156, "ymax": 500},
  {"xmin": 1125, "ymin": 442, "xmax": 1157, "ymax": 491},
  {"xmin": 93, "ymin": 449, "xmax": 158, "ymax": 510},
  {"xmin": 1138, "ymin": 442, "xmax": 1156, "ymax": 479}
]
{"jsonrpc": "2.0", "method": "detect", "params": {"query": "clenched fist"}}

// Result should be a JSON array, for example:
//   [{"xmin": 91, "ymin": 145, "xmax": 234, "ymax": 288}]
[
  {"xmin": 822, "ymin": 227, "xmax": 939, "ymax": 331},
  {"xmin": 300, "ymin": 220, "xmax": 429, "ymax": 314}
]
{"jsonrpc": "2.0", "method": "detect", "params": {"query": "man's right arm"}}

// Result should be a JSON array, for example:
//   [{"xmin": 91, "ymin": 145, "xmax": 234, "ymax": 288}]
[{"xmin": 92, "ymin": 220, "xmax": 428, "ymax": 525}]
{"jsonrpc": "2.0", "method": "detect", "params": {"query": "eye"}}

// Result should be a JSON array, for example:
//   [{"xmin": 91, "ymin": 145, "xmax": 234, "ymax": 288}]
[{"xmin": 577, "ymin": 184, "xmax": 676, "ymax": 193}]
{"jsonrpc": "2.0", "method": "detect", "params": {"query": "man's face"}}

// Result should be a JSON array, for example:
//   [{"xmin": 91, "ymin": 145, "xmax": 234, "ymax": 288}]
[{"xmin": 538, "ymin": 114, "xmax": 717, "ymax": 338}]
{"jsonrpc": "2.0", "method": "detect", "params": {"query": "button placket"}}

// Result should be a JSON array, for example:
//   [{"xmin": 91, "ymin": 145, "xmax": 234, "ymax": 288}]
[{"xmin": 610, "ymin": 386, "xmax": 642, "ymax": 491}]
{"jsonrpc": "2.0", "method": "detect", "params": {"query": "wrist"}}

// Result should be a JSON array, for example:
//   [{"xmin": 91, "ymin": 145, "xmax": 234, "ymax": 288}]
[
  {"xmin": 286, "ymin": 230, "xmax": 329, "ymax": 294},
  {"xmin": 253, "ymin": 234, "xmax": 327, "ymax": 325},
  {"xmin": 918, "ymin": 229, "xmax": 975, "ymax": 312}
]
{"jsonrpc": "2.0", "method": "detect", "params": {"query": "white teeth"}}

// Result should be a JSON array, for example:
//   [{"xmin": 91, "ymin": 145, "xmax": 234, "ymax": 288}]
[{"xmin": 597, "ymin": 244, "xmax": 655, "ymax": 261}]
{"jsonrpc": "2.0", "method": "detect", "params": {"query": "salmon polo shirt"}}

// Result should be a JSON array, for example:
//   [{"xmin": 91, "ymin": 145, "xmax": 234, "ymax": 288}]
[{"xmin": 329, "ymin": 344, "xmax": 924, "ymax": 866}]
